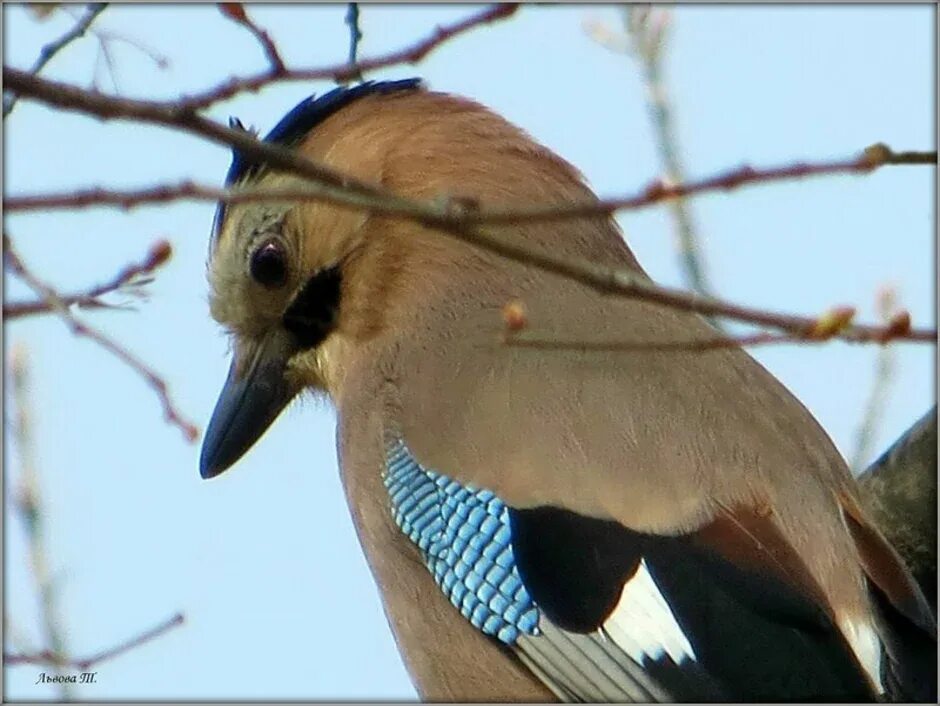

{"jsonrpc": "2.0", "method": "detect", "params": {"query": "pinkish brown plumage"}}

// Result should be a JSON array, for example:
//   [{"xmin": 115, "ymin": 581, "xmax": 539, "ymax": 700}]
[{"xmin": 202, "ymin": 81, "xmax": 935, "ymax": 701}]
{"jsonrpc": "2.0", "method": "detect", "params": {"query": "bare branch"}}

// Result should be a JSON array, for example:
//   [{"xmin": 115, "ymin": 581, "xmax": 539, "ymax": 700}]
[
  {"xmin": 344, "ymin": 3, "xmax": 364, "ymax": 82},
  {"xmin": 5, "ymin": 146, "xmax": 935, "ymax": 221},
  {"xmin": 502, "ymin": 304, "xmax": 927, "ymax": 352},
  {"xmin": 505, "ymin": 331, "xmax": 809, "ymax": 353},
  {"xmin": 453, "ymin": 145, "xmax": 937, "ymax": 226},
  {"xmin": 5, "ymin": 612, "xmax": 185, "ymax": 670},
  {"xmin": 3, "ymin": 3, "xmax": 108, "ymax": 118},
  {"xmin": 2, "ymin": 65, "xmax": 396, "ymax": 201},
  {"xmin": 4, "ymin": 239, "xmax": 171, "ymax": 320},
  {"xmin": 30, "ymin": 4, "xmax": 109, "ymax": 75},
  {"xmin": 92, "ymin": 22, "xmax": 121, "ymax": 92},
  {"xmin": 170, "ymin": 3, "xmax": 518, "ymax": 110},
  {"xmin": 848, "ymin": 286, "xmax": 901, "ymax": 472},
  {"xmin": 9, "ymin": 344, "xmax": 72, "ymax": 700},
  {"xmin": 218, "ymin": 4, "xmax": 286, "ymax": 75},
  {"xmin": 3, "ymin": 235, "xmax": 199, "ymax": 442},
  {"xmin": 87, "ymin": 21, "xmax": 169, "ymax": 72},
  {"xmin": 621, "ymin": 7, "xmax": 719, "ymax": 314},
  {"xmin": 4, "ymin": 68, "xmax": 934, "ymax": 345}
]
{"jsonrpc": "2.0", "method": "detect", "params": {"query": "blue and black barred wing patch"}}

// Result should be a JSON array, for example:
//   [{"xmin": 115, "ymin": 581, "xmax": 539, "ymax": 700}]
[
  {"xmin": 380, "ymin": 434, "xmax": 698, "ymax": 702},
  {"xmin": 383, "ymin": 435, "xmax": 540, "ymax": 645}
]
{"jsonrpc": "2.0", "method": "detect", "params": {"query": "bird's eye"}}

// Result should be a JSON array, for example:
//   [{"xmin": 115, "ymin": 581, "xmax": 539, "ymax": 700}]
[{"xmin": 250, "ymin": 239, "xmax": 288, "ymax": 288}]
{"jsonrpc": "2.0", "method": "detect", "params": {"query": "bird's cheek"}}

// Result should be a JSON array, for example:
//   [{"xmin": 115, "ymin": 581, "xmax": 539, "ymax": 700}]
[{"xmin": 285, "ymin": 346, "xmax": 333, "ymax": 395}]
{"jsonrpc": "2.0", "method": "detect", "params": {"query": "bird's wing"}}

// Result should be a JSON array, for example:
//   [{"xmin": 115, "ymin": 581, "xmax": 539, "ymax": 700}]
[
  {"xmin": 377, "ymin": 431, "xmax": 879, "ymax": 701},
  {"xmin": 350, "ymin": 272, "xmax": 934, "ymax": 701}
]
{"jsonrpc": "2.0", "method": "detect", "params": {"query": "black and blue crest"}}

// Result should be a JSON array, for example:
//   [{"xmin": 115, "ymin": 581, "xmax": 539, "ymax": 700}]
[{"xmin": 211, "ymin": 78, "xmax": 423, "ymax": 244}]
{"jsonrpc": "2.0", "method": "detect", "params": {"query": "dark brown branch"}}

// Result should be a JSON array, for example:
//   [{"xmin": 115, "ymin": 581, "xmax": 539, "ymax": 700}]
[
  {"xmin": 6, "ymin": 144, "xmax": 935, "ymax": 221},
  {"xmin": 171, "ymin": 4, "xmax": 518, "ymax": 110},
  {"xmin": 3, "ymin": 3, "xmax": 108, "ymax": 118},
  {"xmin": 4, "ymin": 239, "xmax": 171, "ymax": 320},
  {"xmin": 458, "ymin": 144, "xmax": 937, "ymax": 226},
  {"xmin": 2, "ymin": 64, "xmax": 395, "ymax": 201},
  {"xmin": 218, "ymin": 4, "xmax": 286, "ymax": 75},
  {"xmin": 6, "ymin": 66, "xmax": 933, "ymax": 229},
  {"xmin": 3, "ymin": 235, "xmax": 199, "ymax": 442},
  {"xmin": 4, "ymin": 67, "xmax": 934, "ymax": 345},
  {"xmin": 4, "ymin": 612, "xmax": 185, "ymax": 670}
]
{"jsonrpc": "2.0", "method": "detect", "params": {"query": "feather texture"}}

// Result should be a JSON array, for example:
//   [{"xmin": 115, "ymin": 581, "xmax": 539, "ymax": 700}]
[
  {"xmin": 203, "ymin": 82, "xmax": 937, "ymax": 701},
  {"xmin": 378, "ymin": 433, "xmax": 884, "ymax": 701},
  {"xmin": 383, "ymin": 434, "xmax": 540, "ymax": 643},
  {"xmin": 211, "ymin": 78, "xmax": 422, "ymax": 247}
]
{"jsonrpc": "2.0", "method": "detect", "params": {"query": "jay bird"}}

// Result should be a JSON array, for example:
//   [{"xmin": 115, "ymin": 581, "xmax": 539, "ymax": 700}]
[{"xmin": 199, "ymin": 79, "xmax": 936, "ymax": 702}]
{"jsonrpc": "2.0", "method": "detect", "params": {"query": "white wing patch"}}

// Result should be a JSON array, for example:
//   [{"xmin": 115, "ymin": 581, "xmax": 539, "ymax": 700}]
[
  {"xmin": 603, "ymin": 558, "xmax": 696, "ymax": 665},
  {"xmin": 838, "ymin": 616, "xmax": 884, "ymax": 694}
]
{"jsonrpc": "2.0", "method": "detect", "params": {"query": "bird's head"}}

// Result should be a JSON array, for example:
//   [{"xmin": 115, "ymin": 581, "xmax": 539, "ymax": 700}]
[
  {"xmin": 200, "ymin": 79, "xmax": 428, "ymax": 479},
  {"xmin": 200, "ymin": 78, "xmax": 609, "ymax": 480}
]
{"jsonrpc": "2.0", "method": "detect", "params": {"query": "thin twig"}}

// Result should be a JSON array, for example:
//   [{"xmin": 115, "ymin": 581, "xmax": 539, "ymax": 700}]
[
  {"xmin": 5, "ymin": 146, "xmax": 934, "ymax": 221},
  {"xmin": 849, "ymin": 286, "xmax": 901, "ymax": 472},
  {"xmin": 4, "ymin": 239, "xmax": 171, "ymax": 320},
  {"xmin": 850, "ymin": 344, "xmax": 896, "ymax": 471},
  {"xmin": 623, "ymin": 7, "xmax": 719, "ymax": 313},
  {"xmin": 218, "ymin": 4, "xmax": 286, "ymax": 75},
  {"xmin": 95, "ymin": 27, "xmax": 121, "ymax": 93},
  {"xmin": 5, "ymin": 612, "xmax": 185, "ymax": 670},
  {"xmin": 3, "ymin": 67, "xmax": 934, "ymax": 345},
  {"xmin": 30, "ymin": 4, "xmax": 108, "ymax": 75},
  {"xmin": 503, "ymin": 307, "xmax": 921, "ymax": 352},
  {"xmin": 344, "ymin": 3, "xmax": 363, "ymax": 82},
  {"xmin": 3, "ymin": 235, "xmax": 199, "ymax": 442},
  {"xmin": 3, "ymin": 65, "xmax": 399, "ymax": 201},
  {"xmin": 506, "ymin": 331, "xmax": 798, "ymax": 352},
  {"xmin": 3, "ymin": 3, "xmax": 108, "ymax": 118},
  {"xmin": 454, "ymin": 145, "xmax": 937, "ymax": 225},
  {"xmin": 9, "ymin": 344, "xmax": 72, "ymax": 700},
  {"xmin": 85, "ymin": 22, "xmax": 169, "ymax": 72},
  {"xmin": 171, "ymin": 4, "xmax": 518, "ymax": 111},
  {"xmin": 8, "ymin": 66, "xmax": 932, "ymax": 225}
]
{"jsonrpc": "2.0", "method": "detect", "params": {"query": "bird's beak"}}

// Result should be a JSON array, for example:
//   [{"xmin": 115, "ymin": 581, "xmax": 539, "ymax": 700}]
[{"xmin": 200, "ymin": 332, "xmax": 299, "ymax": 479}]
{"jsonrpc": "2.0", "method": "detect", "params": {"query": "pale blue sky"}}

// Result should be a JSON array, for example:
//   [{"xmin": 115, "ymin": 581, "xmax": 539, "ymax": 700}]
[{"xmin": 4, "ymin": 4, "xmax": 935, "ymax": 701}]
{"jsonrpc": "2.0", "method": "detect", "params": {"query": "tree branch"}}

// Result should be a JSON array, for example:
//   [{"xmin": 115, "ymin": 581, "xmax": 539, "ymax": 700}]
[
  {"xmin": 9, "ymin": 344, "xmax": 72, "ymax": 700},
  {"xmin": 502, "ymin": 303, "xmax": 926, "ymax": 351},
  {"xmin": 344, "ymin": 3, "xmax": 363, "ymax": 82},
  {"xmin": 4, "ymin": 239, "xmax": 171, "ymax": 320},
  {"xmin": 5, "ymin": 146, "xmax": 934, "ymax": 222},
  {"xmin": 174, "ymin": 3, "xmax": 517, "ymax": 111},
  {"xmin": 848, "ymin": 286, "xmax": 901, "ymax": 473},
  {"xmin": 3, "ymin": 235, "xmax": 198, "ymax": 442},
  {"xmin": 218, "ymin": 4, "xmax": 286, "ymax": 75},
  {"xmin": 623, "ymin": 7, "xmax": 719, "ymax": 311},
  {"xmin": 3, "ymin": 3, "xmax": 108, "ymax": 118},
  {"xmin": 5, "ymin": 612, "xmax": 185, "ymax": 671},
  {"xmin": 4, "ymin": 67, "xmax": 935, "ymax": 345}
]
